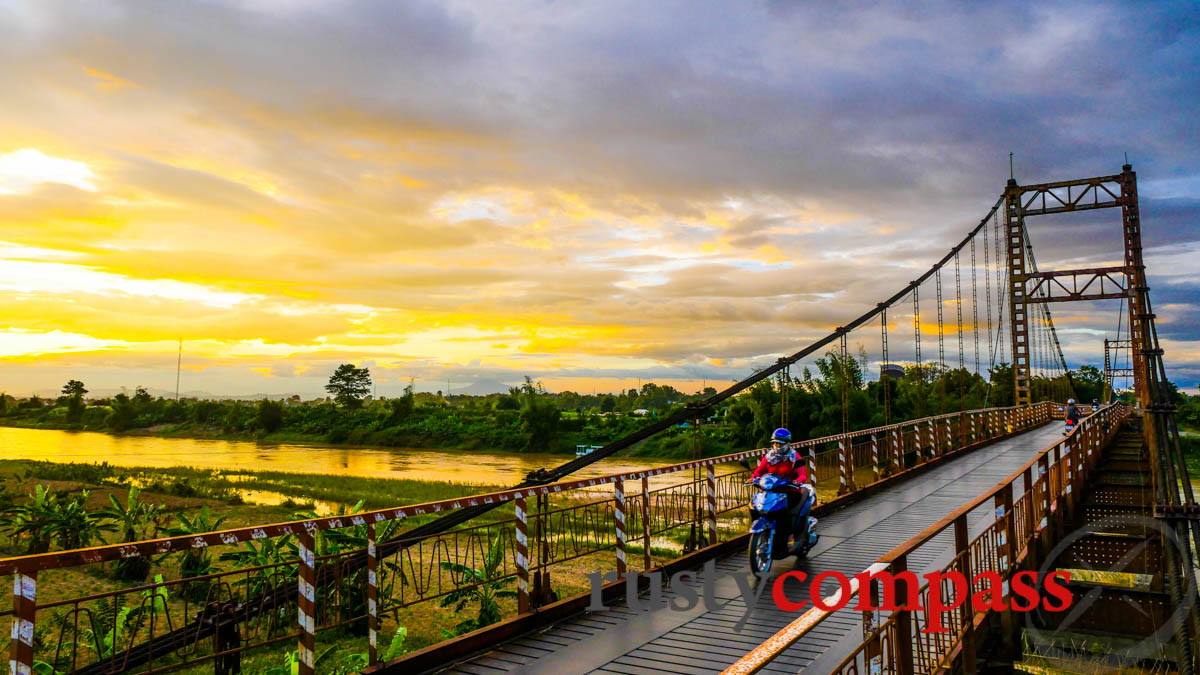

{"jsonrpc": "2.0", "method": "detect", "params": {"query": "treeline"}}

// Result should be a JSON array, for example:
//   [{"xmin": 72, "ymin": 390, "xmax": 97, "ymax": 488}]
[{"xmin": 2, "ymin": 355, "xmax": 1185, "ymax": 457}]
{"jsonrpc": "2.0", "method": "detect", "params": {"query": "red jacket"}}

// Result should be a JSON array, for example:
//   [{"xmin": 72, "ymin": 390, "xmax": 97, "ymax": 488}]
[{"xmin": 751, "ymin": 448, "xmax": 808, "ymax": 483}]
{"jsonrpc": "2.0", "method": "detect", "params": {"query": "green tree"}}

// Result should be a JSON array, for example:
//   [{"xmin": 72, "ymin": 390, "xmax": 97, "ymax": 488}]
[
  {"xmin": 256, "ymin": 399, "xmax": 285, "ymax": 433},
  {"xmin": 62, "ymin": 380, "xmax": 87, "ymax": 398},
  {"xmin": 389, "ymin": 383, "xmax": 415, "ymax": 421},
  {"xmin": 600, "ymin": 395, "xmax": 616, "ymax": 413},
  {"xmin": 133, "ymin": 386, "xmax": 153, "ymax": 407},
  {"xmin": 107, "ymin": 393, "xmax": 137, "ymax": 431},
  {"xmin": 326, "ymin": 364, "xmax": 371, "ymax": 409},
  {"xmin": 518, "ymin": 377, "xmax": 560, "ymax": 452}
]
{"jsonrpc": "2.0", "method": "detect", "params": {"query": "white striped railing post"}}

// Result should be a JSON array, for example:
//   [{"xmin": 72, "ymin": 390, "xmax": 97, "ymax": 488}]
[
  {"xmin": 891, "ymin": 427, "xmax": 901, "ymax": 473},
  {"xmin": 837, "ymin": 439, "xmax": 850, "ymax": 495},
  {"xmin": 927, "ymin": 419, "xmax": 936, "ymax": 459},
  {"xmin": 9, "ymin": 571, "xmax": 35, "ymax": 675},
  {"xmin": 706, "ymin": 465, "xmax": 717, "ymax": 544},
  {"xmin": 641, "ymin": 476, "xmax": 652, "ymax": 570},
  {"xmin": 807, "ymin": 443, "xmax": 816, "ymax": 487},
  {"xmin": 614, "ymin": 479, "xmax": 627, "ymax": 575},
  {"xmin": 870, "ymin": 433, "xmax": 880, "ymax": 482},
  {"xmin": 944, "ymin": 418, "xmax": 952, "ymax": 453},
  {"xmin": 914, "ymin": 422, "xmax": 923, "ymax": 463},
  {"xmin": 297, "ymin": 529, "xmax": 317, "ymax": 675},
  {"xmin": 367, "ymin": 522, "xmax": 378, "ymax": 664},
  {"xmin": 515, "ymin": 494, "xmax": 531, "ymax": 614}
]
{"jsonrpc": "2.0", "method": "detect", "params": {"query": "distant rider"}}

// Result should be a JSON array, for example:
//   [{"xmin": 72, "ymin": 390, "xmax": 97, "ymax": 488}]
[{"xmin": 750, "ymin": 428, "xmax": 809, "ymax": 550}]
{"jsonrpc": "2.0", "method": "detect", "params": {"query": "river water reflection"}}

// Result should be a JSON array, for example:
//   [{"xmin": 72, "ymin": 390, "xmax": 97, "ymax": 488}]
[{"xmin": 0, "ymin": 427, "xmax": 749, "ymax": 492}]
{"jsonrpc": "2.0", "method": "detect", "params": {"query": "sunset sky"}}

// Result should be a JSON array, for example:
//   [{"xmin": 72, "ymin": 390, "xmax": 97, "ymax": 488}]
[{"xmin": 1, "ymin": 1, "xmax": 1198, "ymax": 398}]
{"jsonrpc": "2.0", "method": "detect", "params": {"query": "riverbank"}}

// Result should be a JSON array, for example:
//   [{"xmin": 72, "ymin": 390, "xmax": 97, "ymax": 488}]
[{"xmin": 0, "ymin": 414, "xmax": 742, "ymax": 461}]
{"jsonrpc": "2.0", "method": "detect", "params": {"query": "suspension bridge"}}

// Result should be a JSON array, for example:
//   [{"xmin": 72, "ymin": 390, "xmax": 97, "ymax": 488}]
[{"xmin": 3, "ymin": 164, "xmax": 1194, "ymax": 674}]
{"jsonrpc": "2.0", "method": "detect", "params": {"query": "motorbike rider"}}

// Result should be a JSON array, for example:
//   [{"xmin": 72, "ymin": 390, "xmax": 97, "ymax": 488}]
[
  {"xmin": 1065, "ymin": 398, "xmax": 1080, "ymax": 425},
  {"xmin": 750, "ymin": 428, "xmax": 809, "ymax": 551}
]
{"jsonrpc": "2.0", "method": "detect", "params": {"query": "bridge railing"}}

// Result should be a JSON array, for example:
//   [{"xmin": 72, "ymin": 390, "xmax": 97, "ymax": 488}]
[
  {"xmin": 720, "ymin": 402, "xmax": 1130, "ymax": 675},
  {"xmin": 2, "ymin": 402, "xmax": 1051, "ymax": 674}
]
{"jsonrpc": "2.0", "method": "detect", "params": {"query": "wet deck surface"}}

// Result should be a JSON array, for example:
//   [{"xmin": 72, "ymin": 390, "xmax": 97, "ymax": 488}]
[{"xmin": 441, "ymin": 423, "xmax": 1060, "ymax": 674}]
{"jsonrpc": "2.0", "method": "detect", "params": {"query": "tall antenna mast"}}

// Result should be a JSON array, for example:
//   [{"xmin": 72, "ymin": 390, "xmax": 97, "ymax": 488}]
[{"xmin": 175, "ymin": 338, "xmax": 182, "ymax": 400}]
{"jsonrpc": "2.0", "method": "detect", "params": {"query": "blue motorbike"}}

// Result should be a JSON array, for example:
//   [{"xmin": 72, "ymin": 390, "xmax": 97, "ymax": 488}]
[{"xmin": 747, "ymin": 474, "xmax": 818, "ymax": 574}]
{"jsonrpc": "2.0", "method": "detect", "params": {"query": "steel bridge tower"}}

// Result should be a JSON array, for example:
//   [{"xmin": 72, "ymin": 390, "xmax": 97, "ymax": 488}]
[
  {"xmin": 1007, "ymin": 164, "xmax": 1200, "ymax": 666},
  {"xmin": 1005, "ymin": 166, "xmax": 1140, "ymax": 406}
]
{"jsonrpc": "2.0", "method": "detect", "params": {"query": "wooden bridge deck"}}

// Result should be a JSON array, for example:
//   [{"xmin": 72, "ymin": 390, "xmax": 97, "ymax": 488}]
[{"xmin": 440, "ymin": 423, "xmax": 1060, "ymax": 674}]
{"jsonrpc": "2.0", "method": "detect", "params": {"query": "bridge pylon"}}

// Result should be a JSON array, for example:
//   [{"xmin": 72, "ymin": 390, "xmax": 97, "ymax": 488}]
[{"xmin": 1004, "ymin": 168, "xmax": 1137, "ymax": 407}]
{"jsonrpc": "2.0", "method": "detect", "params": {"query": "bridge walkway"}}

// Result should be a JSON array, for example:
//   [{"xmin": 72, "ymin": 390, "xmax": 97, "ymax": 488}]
[{"xmin": 441, "ymin": 423, "xmax": 1061, "ymax": 675}]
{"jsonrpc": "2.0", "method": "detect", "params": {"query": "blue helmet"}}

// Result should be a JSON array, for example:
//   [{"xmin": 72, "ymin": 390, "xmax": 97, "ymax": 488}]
[{"xmin": 771, "ymin": 428, "xmax": 792, "ymax": 444}]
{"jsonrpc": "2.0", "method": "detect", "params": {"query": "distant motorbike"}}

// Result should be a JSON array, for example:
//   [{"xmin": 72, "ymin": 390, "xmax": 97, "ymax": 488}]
[
  {"xmin": 1063, "ymin": 418, "xmax": 1076, "ymax": 436},
  {"xmin": 746, "ymin": 474, "xmax": 818, "ymax": 574}
]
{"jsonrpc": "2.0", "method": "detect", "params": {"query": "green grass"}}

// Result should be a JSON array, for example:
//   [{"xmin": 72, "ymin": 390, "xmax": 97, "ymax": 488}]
[{"xmin": 0, "ymin": 459, "xmax": 508, "ymax": 536}]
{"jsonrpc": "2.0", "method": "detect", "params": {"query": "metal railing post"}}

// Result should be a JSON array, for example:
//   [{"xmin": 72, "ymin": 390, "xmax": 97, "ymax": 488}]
[
  {"xmin": 1037, "ymin": 454, "xmax": 1050, "ymax": 537},
  {"xmin": 1022, "ymin": 467, "xmax": 1036, "ymax": 569},
  {"xmin": 614, "ymin": 479, "xmax": 627, "ymax": 575},
  {"xmin": 954, "ymin": 515, "xmax": 977, "ymax": 672},
  {"xmin": 995, "ymin": 482, "xmax": 1017, "ymax": 661},
  {"xmin": 9, "ymin": 571, "xmax": 36, "ymax": 675},
  {"xmin": 871, "ymin": 433, "xmax": 880, "ymax": 483},
  {"xmin": 515, "ymin": 495, "xmax": 531, "ymax": 614},
  {"xmin": 891, "ymin": 427, "xmax": 902, "ymax": 474},
  {"xmin": 838, "ymin": 438, "xmax": 850, "ymax": 495},
  {"xmin": 913, "ymin": 422, "xmax": 923, "ymax": 465},
  {"xmin": 641, "ymin": 476, "xmax": 652, "ymax": 571},
  {"xmin": 893, "ymin": 555, "xmax": 915, "ymax": 675},
  {"xmin": 807, "ymin": 442, "xmax": 817, "ymax": 488},
  {"xmin": 367, "ymin": 522, "xmax": 379, "ymax": 664},
  {"xmin": 706, "ymin": 465, "xmax": 717, "ymax": 545},
  {"xmin": 297, "ymin": 529, "xmax": 316, "ymax": 675}
]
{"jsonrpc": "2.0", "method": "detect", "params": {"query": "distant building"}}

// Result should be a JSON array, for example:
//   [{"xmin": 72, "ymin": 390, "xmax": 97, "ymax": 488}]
[
  {"xmin": 632, "ymin": 408, "xmax": 650, "ymax": 416},
  {"xmin": 880, "ymin": 364, "xmax": 905, "ymax": 381}
]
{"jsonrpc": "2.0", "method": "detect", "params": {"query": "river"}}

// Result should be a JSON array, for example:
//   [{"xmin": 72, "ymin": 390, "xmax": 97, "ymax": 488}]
[{"xmin": 0, "ymin": 426, "xmax": 722, "ymax": 488}]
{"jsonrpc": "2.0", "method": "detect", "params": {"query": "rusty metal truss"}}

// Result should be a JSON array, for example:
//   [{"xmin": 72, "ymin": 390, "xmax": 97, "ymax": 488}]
[
  {"xmin": 1016, "ymin": 174, "xmax": 1124, "ymax": 217},
  {"xmin": 1023, "ymin": 266, "xmax": 1132, "ymax": 304}
]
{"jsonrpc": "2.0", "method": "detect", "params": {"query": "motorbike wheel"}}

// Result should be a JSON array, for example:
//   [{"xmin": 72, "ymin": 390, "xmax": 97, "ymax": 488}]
[{"xmin": 748, "ymin": 530, "xmax": 773, "ymax": 575}]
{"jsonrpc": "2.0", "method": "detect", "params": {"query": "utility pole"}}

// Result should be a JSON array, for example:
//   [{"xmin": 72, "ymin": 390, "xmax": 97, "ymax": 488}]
[{"xmin": 175, "ymin": 338, "xmax": 182, "ymax": 400}]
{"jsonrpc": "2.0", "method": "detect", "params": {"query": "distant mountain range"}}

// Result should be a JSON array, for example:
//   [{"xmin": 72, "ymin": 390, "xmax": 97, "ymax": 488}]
[
  {"xmin": 448, "ymin": 379, "xmax": 517, "ymax": 396},
  {"xmin": 30, "ymin": 379, "xmax": 519, "ymax": 401}
]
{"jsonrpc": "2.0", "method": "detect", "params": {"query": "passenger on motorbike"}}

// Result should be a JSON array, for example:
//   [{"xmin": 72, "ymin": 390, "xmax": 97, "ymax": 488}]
[{"xmin": 750, "ymin": 428, "xmax": 809, "ymax": 550}]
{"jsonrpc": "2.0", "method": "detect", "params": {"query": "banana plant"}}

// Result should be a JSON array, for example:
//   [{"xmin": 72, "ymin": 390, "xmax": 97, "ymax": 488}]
[
  {"xmin": 5, "ymin": 485, "xmax": 60, "ymax": 554},
  {"xmin": 438, "ymin": 533, "xmax": 517, "ymax": 637},
  {"xmin": 100, "ymin": 487, "xmax": 162, "ymax": 581},
  {"xmin": 157, "ymin": 506, "xmax": 227, "ymax": 601},
  {"xmin": 47, "ymin": 491, "xmax": 112, "ymax": 551}
]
